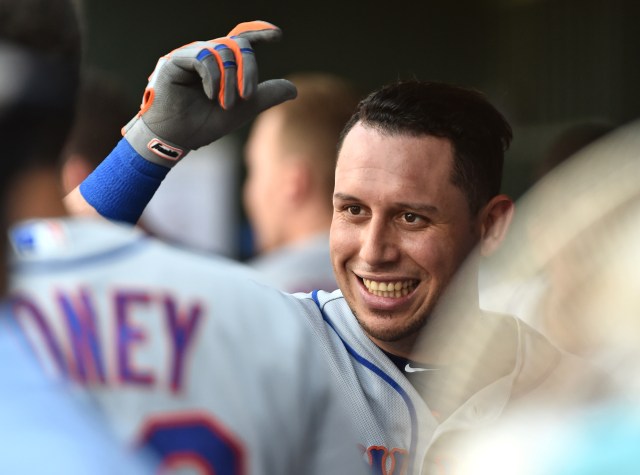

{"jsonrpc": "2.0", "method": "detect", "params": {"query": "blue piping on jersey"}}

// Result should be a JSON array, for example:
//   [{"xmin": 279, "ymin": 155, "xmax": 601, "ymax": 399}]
[
  {"xmin": 311, "ymin": 290, "xmax": 418, "ymax": 475},
  {"xmin": 11, "ymin": 237, "xmax": 150, "ymax": 273}
]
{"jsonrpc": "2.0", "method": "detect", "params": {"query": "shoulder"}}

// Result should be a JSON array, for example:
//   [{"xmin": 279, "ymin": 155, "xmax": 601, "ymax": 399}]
[
  {"xmin": 286, "ymin": 289, "xmax": 361, "ymax": 335},
  {"xmin": 289, "ymin": 289, "xmax": 347, "ymax": 314},
  {"xmin": 248, "ymin": 236, "xmax": 337, "ymax": 293}
]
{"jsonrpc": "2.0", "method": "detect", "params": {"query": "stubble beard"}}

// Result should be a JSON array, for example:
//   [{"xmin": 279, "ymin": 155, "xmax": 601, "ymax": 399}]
[{"xmin": 351, "ymin": 306, "xmax": 431, "ymax": 344}]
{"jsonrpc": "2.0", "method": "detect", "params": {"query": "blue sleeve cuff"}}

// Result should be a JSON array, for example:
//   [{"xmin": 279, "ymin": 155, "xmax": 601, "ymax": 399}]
[{"xmin": 79, "ymin": 138, "xmax": 170, "ymax": 224}]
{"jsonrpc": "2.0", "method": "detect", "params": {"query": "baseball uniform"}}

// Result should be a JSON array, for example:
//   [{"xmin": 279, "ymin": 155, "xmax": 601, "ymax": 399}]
[
  {"xmin": 248, "ymin": 232, "xmax": 338, "ymax": 293},
  {"xmin": 0, "ymin": 310, "xmax": 153, "ymax": 474},
  {"xmin": 290, "ymin": 289, "xmax": 589, "ymax": 475},
  {"xmin": 9, "ymin": 217, "xmax": 367, "ymax": 475}
]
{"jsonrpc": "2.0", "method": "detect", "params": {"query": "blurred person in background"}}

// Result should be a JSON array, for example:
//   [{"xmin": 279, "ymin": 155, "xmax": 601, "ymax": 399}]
[
  {"xmin": 451, "ymin": 118, "xmax": 640, "ymax": 475},
  {"xmin": 243, "ymin": 72, "xmax": 360, "ymax": 292},
  {"xmin": 60, "ymin": 70, "xmax": 133, "ymax": 195},
  {"xmin": 533, "ymin": 121, "xmax": 615, "ymax": 181},
  {"xmin": 0, "ymin": 0, "xmax": 151, "ymax": 472},
  {"xmin": 480, "ymin": 120, "xmax": 615, "ymax": 354}
]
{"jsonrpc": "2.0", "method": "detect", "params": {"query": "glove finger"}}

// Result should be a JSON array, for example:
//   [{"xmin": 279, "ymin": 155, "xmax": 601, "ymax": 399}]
[
  {"xmin": 198, "ymin": 42, "xmax": 238, "ymax": 109},
  {"xmin": 227, "ymin": 20, "xmax": 282, "ymax": 44},
  {"xmin": 211, "ymin": 37, "xmax": 256, "ymax": 100},
  {"xmin": 206, "ymin": 79, "xmax": 296, "ymax": 143},
  {"xmin": 159, "ymin": 41, "xmax": 217, "ymax": 101},
  {"xmin": 138, "ymin": 50, "xmax": 199, "ymax": 118},
  {"xmin": 165, "ymin": 41, "xmax": 201, "ymax": 59},
  {"xmin": 192, "ymin": 49, "xmax": 221, "ymax": 101},
  {"xmin": 214, "ymin": 42, "xmax": 239, "ymax": 109},
  {"xmin": 249, "ymin": 78, "xmax": 297, "ymax": 114}
]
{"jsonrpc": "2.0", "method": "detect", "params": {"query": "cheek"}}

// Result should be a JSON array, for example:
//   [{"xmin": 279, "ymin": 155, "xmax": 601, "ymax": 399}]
[
  {"xmin": 242, "ymin": 178, "xmax": 260, "ymax": 218},
  {"xmin": 405, "ymin": 235, "xmax": 458, "ymax": 276},
  {"xmin": 410, "ymin": 245, "xmax": 441, "ymax": 273},
  {"xmin": 244, "ymin": 171, "xmax": 276, "ymax": 212},
  {"xmin": 330, "ymin": 219, "xmax": 356, "ymax": 263}
]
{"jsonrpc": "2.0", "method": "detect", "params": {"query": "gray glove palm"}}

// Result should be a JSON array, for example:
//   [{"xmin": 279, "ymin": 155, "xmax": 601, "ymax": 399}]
[{"xmin": 122, "ymin": 21, "xmax": 297, "ymax": 167}]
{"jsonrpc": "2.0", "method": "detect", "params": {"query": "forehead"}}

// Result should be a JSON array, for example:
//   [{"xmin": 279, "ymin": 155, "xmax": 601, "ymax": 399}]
[{"xmin": 335, "ymin": 123, "xmax": 457, "ymax": 200}]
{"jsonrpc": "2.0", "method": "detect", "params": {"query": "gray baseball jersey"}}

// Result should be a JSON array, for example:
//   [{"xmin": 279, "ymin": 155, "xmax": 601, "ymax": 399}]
[
  {"xmin": 0, "ymin": 313, "xmax": 152, "ymax": 474},
  {"xmin": 290, "ymin": 290, "xmax": 586, "ymax": 475},
  {"xmin": 248, "ymin": 233, "xmax": 337, "ymax": 293},
  {"xmin": 8, "ymin": 218, "xmax": 367, "ymax": 475}
]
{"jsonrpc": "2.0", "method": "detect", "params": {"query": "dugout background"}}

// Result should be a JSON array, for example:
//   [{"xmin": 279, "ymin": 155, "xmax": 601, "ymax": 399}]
[{"xmin": 77, "ymin": 0, "xmax": 640, "ymax": 201}]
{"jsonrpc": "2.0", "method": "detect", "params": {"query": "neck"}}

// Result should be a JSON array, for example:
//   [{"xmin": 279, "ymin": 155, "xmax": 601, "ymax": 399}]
[
  {"xmin": 373, "ymin": 337, "xmax": 419, "ymax": 361},
  {"xmin": 281, "ymin": 201, "xmax": 332, "ymax": 247},
  {"xmin": 6, "ymin": 167, "xmax": 68, "ymax": 225}
]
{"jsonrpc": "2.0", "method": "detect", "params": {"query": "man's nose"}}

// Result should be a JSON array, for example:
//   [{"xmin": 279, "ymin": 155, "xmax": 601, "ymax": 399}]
[{"xmin": 358, "ymin": 217, "xmax": 399, "ymax": 266}]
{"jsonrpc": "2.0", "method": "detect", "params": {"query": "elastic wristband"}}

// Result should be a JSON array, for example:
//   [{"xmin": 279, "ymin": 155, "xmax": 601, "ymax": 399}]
[{"xmin": 80, "ymin": 138, "xmax": 170, "ymax": 224}]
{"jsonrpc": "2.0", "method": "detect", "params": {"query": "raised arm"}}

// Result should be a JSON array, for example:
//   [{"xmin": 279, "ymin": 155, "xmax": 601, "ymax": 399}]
[{"xmin": 64, "ymin": 21, "xmax": 296, "ymax": 223}]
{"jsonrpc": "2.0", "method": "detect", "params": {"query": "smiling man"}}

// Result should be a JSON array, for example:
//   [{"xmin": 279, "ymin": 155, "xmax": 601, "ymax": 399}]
[
  {"xmin": 333, "ymin": 127, "xmax": 491, "ymax": 355},
  {"xmin": 330, "ymin": 82, "xmax": 514, "ymax": 357},
  {"xmin": 333, "ymin": 130, "xmax": 481, "ymax": 354},
  {"xmin": 67, "ymin": 69, "xmax": 583, "ymax": 473}
]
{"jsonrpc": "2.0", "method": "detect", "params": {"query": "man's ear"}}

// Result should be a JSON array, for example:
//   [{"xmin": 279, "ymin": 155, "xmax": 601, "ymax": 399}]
[{"xmin": 478, "ymin": 194, "xmax": 514, "ymax": 256}]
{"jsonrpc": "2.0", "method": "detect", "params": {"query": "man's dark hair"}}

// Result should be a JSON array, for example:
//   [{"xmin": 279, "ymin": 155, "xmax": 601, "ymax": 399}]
[
  {"xmin": 0, "ymin": 0, "xmax": 82, "ymax": 293},
  {"xmin": 62, "ymin": 71, "xmax": 133, "ymax": 169},
  {"xmin": 0, "ymin": 0, "xmax": 82, "ymax": 178},
  {"xmin": 337, "ymin": 80, "xmax": 513, "ymax": 213}
]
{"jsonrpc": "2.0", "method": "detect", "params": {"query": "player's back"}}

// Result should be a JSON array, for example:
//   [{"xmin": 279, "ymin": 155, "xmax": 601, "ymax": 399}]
[
  {"xmin": 0, "ymin": 307, "xmax": 153, "ymax": 474},
  {"xmin": 9, "ymin": 217, "xmax": 366, "ymax": 475}
]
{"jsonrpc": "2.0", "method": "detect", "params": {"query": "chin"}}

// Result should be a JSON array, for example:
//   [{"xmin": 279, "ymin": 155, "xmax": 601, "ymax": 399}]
[{"xmin": 354, "ymin": 311, "xmax": 424, "ymax": 344}]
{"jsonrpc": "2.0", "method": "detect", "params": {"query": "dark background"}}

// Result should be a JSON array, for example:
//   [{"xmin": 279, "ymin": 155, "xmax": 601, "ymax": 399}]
[{"xmin": 77, "ymin": 0, "xmax": 640, "ymax": 199}]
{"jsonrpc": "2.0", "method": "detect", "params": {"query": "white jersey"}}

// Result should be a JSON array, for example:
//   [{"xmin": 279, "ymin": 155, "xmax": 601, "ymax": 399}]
[
  {"xmin": 8, "ymin": 218, "xmax": 367, "ymax": 475},
  {"xmin": 248, "ymin": 233, "xmax": 337, "ymax": 293},
  {"xmin": 0, "ymin": 311, "xmax": 152, "ymax": 474},
  {"xmin": 290, "ymin": 290, "xmax": 592, "ymax": 475}
]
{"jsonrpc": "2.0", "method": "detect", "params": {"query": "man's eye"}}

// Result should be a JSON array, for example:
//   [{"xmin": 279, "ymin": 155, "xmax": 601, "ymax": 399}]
[
  {"xmin": 347, "ymin": 206, "xmax": 361, "ymax": 215},
  {"xmin": 404, "ymin": 213, "xmax": 418, "ymax": 223}
]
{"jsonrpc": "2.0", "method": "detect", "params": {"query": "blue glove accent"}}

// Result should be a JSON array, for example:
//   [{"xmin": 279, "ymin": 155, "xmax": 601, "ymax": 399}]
[
  {"xmin": 79, "ymin": 138, "xmax": 169, "ymax": 224},
  {"xmin": 196, "ymin": 49, "xmax": 212, "ymax": 61}
]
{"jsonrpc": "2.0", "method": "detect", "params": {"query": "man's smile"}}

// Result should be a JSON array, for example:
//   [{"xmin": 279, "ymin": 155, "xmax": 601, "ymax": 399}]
[{"xmin": 361, "ymin": 277, "xmax": 419, "ymax": 298}]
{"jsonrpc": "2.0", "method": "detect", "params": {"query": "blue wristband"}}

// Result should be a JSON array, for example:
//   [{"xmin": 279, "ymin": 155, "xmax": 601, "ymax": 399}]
[{"xmin": 79, "ymin": 138, "xmax": 170, "ymax": 224}]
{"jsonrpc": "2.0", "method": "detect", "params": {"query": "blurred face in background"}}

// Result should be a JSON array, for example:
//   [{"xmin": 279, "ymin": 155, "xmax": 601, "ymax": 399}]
[{"xmin": 243, "ymin": 109, "xmax": 290, "ymax": 254}]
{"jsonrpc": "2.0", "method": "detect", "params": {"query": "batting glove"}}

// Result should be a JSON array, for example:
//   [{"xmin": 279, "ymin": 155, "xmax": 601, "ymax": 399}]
[{"xmin": 122, "ymin": 20, "xmax": 297, "ymax": 167}]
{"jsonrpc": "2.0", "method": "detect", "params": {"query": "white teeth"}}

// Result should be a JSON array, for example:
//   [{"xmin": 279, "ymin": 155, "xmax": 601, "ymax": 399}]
[{"xmin": 362, "ymin": 278, "xmax": 417, "ymax": 298}]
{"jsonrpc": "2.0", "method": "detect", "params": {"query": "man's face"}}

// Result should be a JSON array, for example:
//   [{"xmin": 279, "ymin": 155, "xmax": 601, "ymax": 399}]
[
  {"xmin": 331, "ymin": 123, "xmax": 482, "ymax": 356},
  {"xmin": 243, "ymin": 110, "xmax": 288, "ymax": 253}
]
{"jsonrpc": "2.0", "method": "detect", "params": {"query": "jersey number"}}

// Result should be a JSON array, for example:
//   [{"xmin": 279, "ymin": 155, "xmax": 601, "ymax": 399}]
[{"xmin": 139, "ymin": 413, "xmax": 245, "ymax": 475}]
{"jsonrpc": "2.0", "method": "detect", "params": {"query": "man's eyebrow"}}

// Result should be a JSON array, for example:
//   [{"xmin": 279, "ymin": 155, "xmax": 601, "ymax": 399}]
[
  {"xmin": 333, "ymin": 193, "xmax": 439, "ymax": 214},
  {"xmin": 396, "ymin": 202, "xmax": 439, "ymax": 214},
  {"xmin": 333, "ymin": 192, "xmax": 358, "ymax": 201}
]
